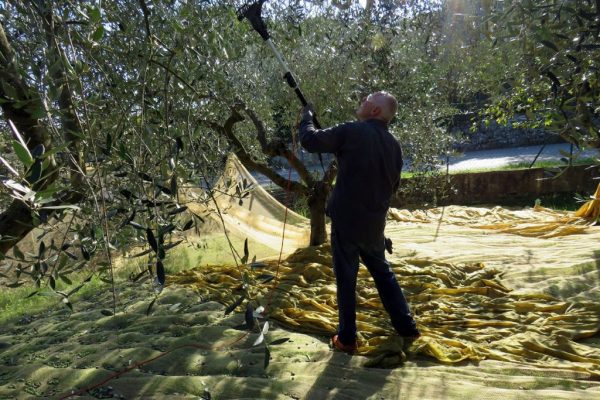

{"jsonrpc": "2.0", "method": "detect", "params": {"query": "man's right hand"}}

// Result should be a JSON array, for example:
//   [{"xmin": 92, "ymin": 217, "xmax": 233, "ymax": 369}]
[{"xmin": 301, "ymin": 103, "xmax": 314, "ymax": 121}]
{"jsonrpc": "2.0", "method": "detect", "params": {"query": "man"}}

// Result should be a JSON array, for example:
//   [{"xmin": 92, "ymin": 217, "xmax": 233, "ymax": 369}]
[{"xmin": 298, "ymin": 91, "xmax": 419, "ymax": 353}]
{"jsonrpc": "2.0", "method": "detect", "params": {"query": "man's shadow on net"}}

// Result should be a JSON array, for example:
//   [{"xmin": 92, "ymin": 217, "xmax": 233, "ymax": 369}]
[
  {"xmin": 303, "ymin": 343, "xmax": 387, "ymax": 400},
  {"xmin": 303, "ymin": 335, "xmax": 425, "ymax": 400}
]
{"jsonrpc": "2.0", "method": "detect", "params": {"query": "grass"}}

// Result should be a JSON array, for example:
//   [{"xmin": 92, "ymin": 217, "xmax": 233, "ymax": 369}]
[
  {"xmin": 114, "ymin": 233, "xmax": 278, "ymax": 281},
  {"xmin": 448, "ymin": 157, "xmax": 597, "ymax": 174},
  {"xmin": 481, "ymin": 191, "xmax": 586, "ymax": 211},
  {"xmin": 290, "ymin": 194, "xmax": 310, "ymax": 218},
  {"xmin": 0, "ymin": 285, "xmax": 58, "ymax": 324},
  {"xmin": 534, "ymin": 192, "xmax": 586, "ymax": 211},
  {"xmin": 504, "ymin": 157, "xmax": 597, "ymax": 169},
  {"xmin": 0, "ymin": 273, "xmax": 107, "ymax": 325},
  {"xmin": 0, "ymin": 230, "xmax": 281, "ymax": 325}
]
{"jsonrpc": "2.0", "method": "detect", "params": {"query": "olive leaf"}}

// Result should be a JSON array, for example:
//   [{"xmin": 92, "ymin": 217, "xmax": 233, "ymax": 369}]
[
  {"xmin": 12, "ymin": 140, "xmax": 33, "ymax": 167},
  {"xmin": 240, "ymin": 238, "xmax": 249, "ymax": 265},
  {"xmin": 146, "ymin": 228, "xmax": 158, "ymax": 252},
  {"xmin": 264, "ymin": 346, "xmax": 271, "ymax": 369},
  {"xmin": 146, "ymin": 297, "xmax": 157, "ymax": 316},
  {"xmin": 224, "ymin": 294, "xmax": 246, "ymax": 315},
  {"xmin": 244, "ymin": 302, "xmax": 255, "ymax": 330},
  {"xmin": 269, "ymin": 338, "xmax": 290, "ymax": 346}
]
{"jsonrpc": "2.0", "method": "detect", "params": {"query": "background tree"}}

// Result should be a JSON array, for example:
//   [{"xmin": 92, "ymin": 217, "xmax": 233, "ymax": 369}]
[{"xmin": 485, "ymin": 0, "xmax": 600, "ymax": 152}]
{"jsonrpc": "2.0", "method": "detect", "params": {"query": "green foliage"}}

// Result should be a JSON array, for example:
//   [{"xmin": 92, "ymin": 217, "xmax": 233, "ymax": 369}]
[
  {"xmin": 0, "ymin": 1, "xmax": 501, "ymax": 309},
  {"xmin": 0, "ymin": 1, "xmax": 246, "ymax": 303},
  {"xmin": 487, "ymin": 0, "xmax": 600, "ymax": 149},
  {"xmin": 0, "ymin": 272, "xmax": 106, "ymax": 325}
]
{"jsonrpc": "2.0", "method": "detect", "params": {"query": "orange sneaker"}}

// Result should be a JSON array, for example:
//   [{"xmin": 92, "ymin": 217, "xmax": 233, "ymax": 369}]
[{"xmin": 332, "ymin": 335, "xmax": 358, "ymax": 354}]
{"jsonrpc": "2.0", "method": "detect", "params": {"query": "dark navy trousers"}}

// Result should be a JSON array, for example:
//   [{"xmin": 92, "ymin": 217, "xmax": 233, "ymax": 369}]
[{"xmin": 331, "ymin": 228, "xmax": 419, "ymax": 345}]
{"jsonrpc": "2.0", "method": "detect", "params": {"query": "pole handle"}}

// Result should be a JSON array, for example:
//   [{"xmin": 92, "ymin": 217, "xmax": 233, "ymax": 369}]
[{"xmin": 284, "ymin": 72, "xmax": 321, "ymax": 129}]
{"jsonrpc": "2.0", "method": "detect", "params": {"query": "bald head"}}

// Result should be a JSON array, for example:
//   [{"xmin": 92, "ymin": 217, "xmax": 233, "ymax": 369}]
[{"xmin": 356, "ymin": 91, "xmax": 398, "ymax": 123}]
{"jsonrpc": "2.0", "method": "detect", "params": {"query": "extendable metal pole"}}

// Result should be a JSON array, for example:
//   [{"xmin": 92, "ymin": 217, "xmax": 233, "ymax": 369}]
[
  {"xmin": 266, "ymin": 39, "xmax": 290, "ymax": 73},
  {"xmin": 238, "ymin": 0, "xmax": 326, "ymax": 169},
  {"xmin": 265, "ymin": 39, "xmax": 321, "ymax": 128}
]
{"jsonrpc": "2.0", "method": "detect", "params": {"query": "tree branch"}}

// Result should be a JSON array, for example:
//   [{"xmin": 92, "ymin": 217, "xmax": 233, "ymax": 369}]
[
  {"xmin": 201, "ymin": 107, "xmax": 307, "ymax": 195},
  {"xmin": 244, "ymin": 106, "xmax": 269, "ymax": 150},
  {"xmin": 323, "ymin": 160, "xmax": 338, "ymax": 185},
  {"xmin": 0, "ymin": 21, "xmax": 57, "ymax": 255},
  {"xmin": 0, "ymin": 13, "xmax": 90, "ymax": 255},
  {"xmin": 0, "ymin": 23, "xmax": 50, "ymax": 153},
  {"xmin": 149, "ymin": 59, "xmax": 210, "ymax": 101},
  {"xmin": 243, "ymin": 107, "xmax": 315, "ymax": 187},
  {"xmin": 42, "ymin": 6, "xmax": 87, "ymax": 198},
  {"xmin": 139, "ymin": 0, "xmax": 152, "ymax": 39}
]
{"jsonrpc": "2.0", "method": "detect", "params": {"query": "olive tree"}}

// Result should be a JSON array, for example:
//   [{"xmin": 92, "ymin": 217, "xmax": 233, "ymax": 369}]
[
  {"xmin": 486, "ymin": 0, "xmax": 600, "ymax": 150},
  {"xmin": 0, "ymin": 1, "xmax": 245, "ymax": 304}
]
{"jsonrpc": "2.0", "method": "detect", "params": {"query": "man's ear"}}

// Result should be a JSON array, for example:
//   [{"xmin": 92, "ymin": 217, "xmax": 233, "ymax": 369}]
[{"xmin": 370, "ymin": 106, "xmax": 382, "ymax": 117}]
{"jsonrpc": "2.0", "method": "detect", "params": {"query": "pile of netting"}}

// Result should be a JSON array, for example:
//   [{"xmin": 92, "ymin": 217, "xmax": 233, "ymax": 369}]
[
  {"xmin": 389, "ymin": 183, "xmax": 600, "ymax": 238},
  {"xmin": 172, "ymin": 243, "xmax": 600, "ymax": 377}
]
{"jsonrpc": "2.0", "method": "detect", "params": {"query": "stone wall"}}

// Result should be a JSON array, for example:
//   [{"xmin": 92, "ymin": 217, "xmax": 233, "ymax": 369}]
[
  {"xmin": 268, "ymin": 164, "xmax": 599, "ymax": 209},
  {"xmin": 392, "ymin": 164, "xmax": 600, "ymax": 207}
]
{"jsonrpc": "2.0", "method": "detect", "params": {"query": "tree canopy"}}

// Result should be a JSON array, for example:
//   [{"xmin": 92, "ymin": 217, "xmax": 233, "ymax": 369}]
[{"xmin": 0, "ymin": 0, "xmax": 597, "ymax": 298}]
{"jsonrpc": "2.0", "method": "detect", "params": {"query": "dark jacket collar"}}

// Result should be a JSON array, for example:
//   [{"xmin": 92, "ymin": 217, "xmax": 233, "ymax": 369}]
[{"xmin": 365, "ymin": 118, "xmax": 389, "ymax": 128}]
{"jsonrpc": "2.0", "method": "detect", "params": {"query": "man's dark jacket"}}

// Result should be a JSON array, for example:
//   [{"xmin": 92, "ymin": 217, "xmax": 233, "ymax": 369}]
[{"xmin": 299, "ymin": 114, "xmax": 403, "ymax": 244}]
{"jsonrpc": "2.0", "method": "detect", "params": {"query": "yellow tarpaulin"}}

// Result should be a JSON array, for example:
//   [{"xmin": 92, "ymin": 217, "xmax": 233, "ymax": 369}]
[
  {"xmin": 184, "ymin": 154, "xmax": 310, "ymax": 254},
  {"xmin": 389, "ymin": 182, "xmax": 600, "ymax": 239}
]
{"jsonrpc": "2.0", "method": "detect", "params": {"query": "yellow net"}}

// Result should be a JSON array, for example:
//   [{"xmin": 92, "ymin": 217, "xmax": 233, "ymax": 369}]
[
  {"xmin": 575, "ymin": 183, "xmax": 600, "ymax": 220},
  {"xmin": 173, "ymin": 155, "xmax": 600, "ymax": 376},
  {"xmin": 172, "ymin": 243, "xmax": 600, "ymax": 376},
  {"xmin": 185, "ymin": 154, "xmax": 310, "ymax": 254},
  {"xmin": 389, "ymin": 200, "xmax": 597, "ymax": 238}
]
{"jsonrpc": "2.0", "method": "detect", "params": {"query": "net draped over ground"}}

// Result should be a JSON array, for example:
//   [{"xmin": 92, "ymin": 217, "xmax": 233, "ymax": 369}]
[
  {"xmin": 173, "ymin": 240, "xmax": 600, "ymax": 376},
  {"xmin": 174, "ymin": 155, "xmax": 600, "ymax": 377}
]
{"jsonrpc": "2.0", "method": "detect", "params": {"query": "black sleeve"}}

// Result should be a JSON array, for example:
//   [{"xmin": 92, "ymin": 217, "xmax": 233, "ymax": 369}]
[{"xmin": 298, "ymin": 112, "xmax": 348, "ymax": 154}]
